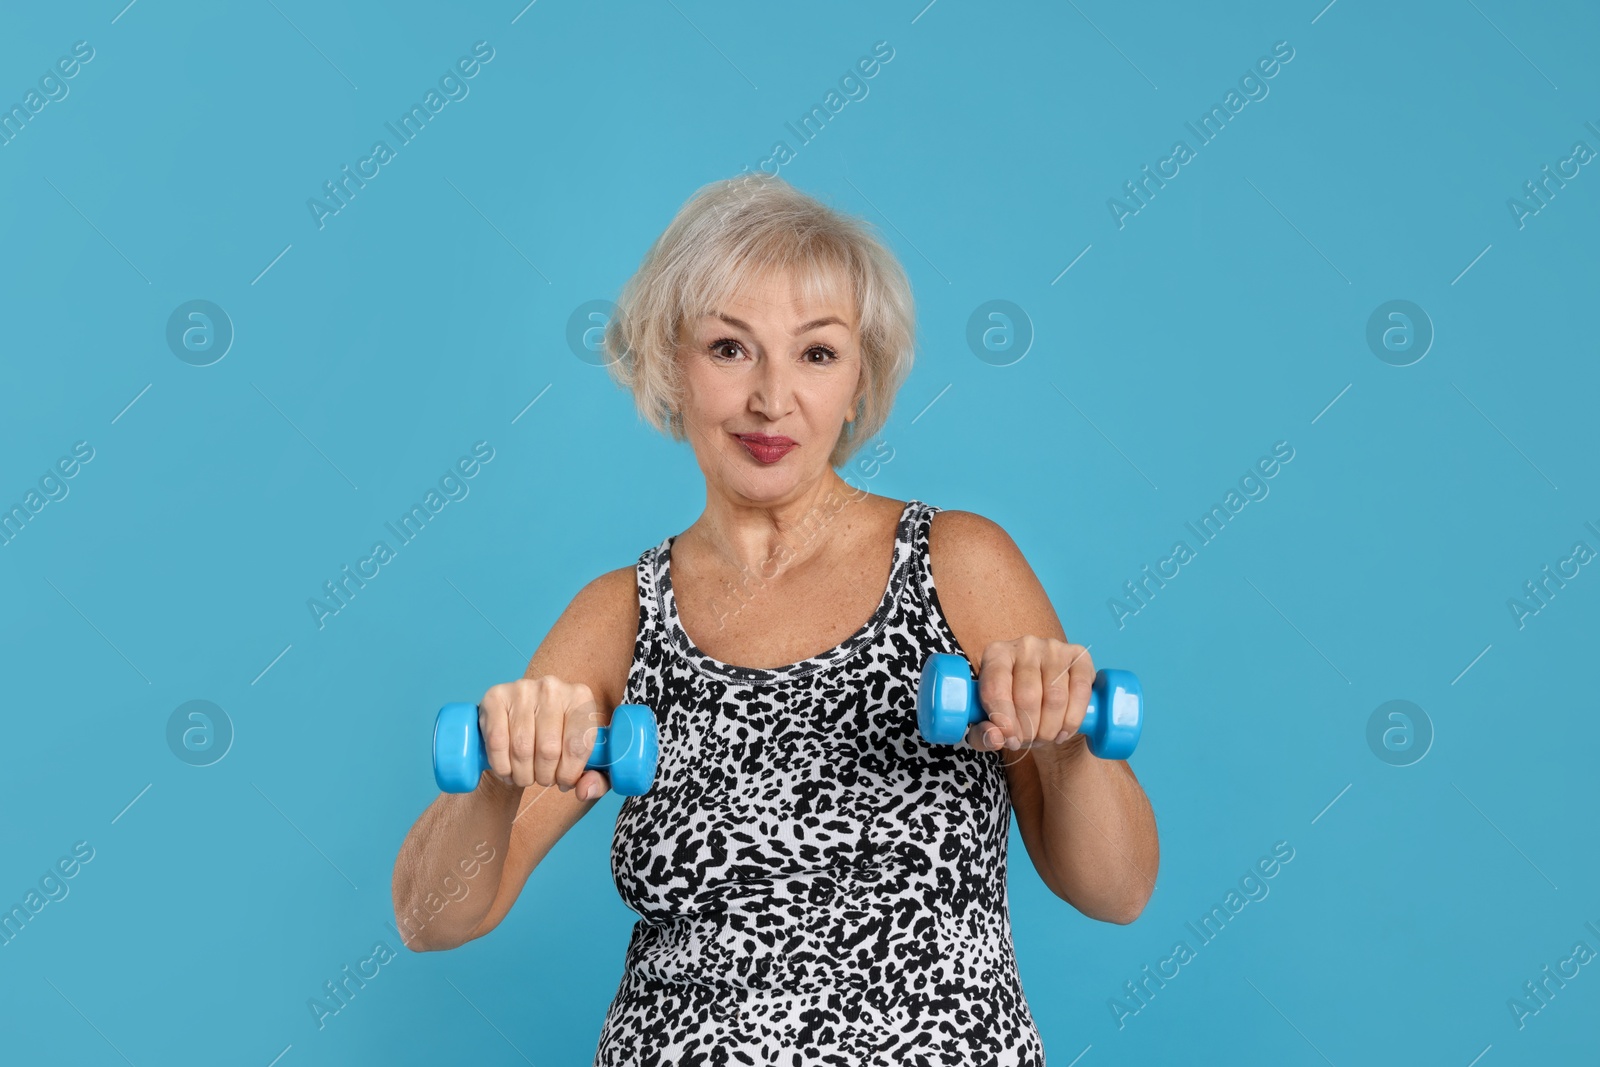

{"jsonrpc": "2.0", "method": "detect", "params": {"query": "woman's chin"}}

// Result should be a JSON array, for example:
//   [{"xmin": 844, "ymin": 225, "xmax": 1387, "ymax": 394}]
[{"xmin": 721, "ymin": 462, "xmax": 808, "ymax": 500}]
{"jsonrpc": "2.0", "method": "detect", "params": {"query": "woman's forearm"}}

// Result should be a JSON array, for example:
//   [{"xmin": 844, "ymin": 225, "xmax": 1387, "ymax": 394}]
[
  {"xmin": 1030, "ymin": 737, "xmax": 1159, "ymax": 924},
  {"xmin": 392, "ymin": 776, "xmax": 522, "ymax": 951}
]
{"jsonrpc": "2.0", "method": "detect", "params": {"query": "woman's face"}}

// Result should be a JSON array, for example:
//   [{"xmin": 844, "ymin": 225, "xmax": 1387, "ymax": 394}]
[{"xmin": 676, "ymin": 269, "xmax": 862, "ymax": 501}]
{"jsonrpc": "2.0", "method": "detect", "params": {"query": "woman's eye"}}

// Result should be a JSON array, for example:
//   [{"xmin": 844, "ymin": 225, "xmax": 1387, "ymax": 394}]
[{"xmin": 707, "ymin": 339, "xmax": 836, "ymax": 362}]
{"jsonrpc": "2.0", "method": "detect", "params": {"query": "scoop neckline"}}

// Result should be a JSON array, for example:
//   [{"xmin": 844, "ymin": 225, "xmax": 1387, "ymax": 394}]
[{"xmin": 660, "ymin": 498, "xmax": 920, "ymax": 684}]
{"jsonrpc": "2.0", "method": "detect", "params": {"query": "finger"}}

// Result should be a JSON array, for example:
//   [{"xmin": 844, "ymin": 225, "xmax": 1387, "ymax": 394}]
[
  {"xmin": 531, "ymin": 678, "xmax": 566, "ymax": 787},
  {"xmin": 977, "ymin": 644, "xmax": 1018, "ymax": 740},
  {"xmin": 1035, "ymin": 641, "xmax": 1074, "ymax": 744},
  {"xmin": 1051, "ymin": 644, "xmax": 1096, "ymax": 742},
  {"xmin": 965, "ymin": 720, "xmax": 1007, "ymax": 752},
  {"xmin": 479, "ymin": 684, "xmax": 515, "ymax": 786},
  {"xmin": 508, "ymin": 684, "xmax": 540, "ymax": 788},
  {"xmin": 574, "ymin": 767, "xmax": 610, "ymax": 802},
  {"xmin": 1007, "ymin": 638, "xmax": 1049, "ymax": 748},
  {"xmin": 557, "ymin": 684, "xmax": 601, "ymax": 791}
]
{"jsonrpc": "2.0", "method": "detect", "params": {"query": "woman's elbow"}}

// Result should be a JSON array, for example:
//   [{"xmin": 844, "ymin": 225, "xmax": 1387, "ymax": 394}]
[
  {"xmin": 1064, "ymin": 891, "xmax": 1149, "ymax": 926},
  {"xmin": 1101, "ymin": 893, "xmax": 1151, "ymax": 926},
  {"xmin": 401, "ymin": 933, "xmax": 470, "ymax": 954},
  {"xmin": 1059, "ymin": 869, "xmax": 1156, "ymax": 925},
  {"xmin": 393, "ymin": 911, "xmax": 490, "ymax": 953},
  {"xmin": 391, "ymin": 869, "xmax": 486, "ymax": 952},
  {"xmin": 1101, "ymin": 836, "xmax": 1161, "ymax": 923}
]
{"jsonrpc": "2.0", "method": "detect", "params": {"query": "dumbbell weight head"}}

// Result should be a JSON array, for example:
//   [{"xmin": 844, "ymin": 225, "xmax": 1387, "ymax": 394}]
[
  {"xmin": 1083, "ymin": 669, "xmax": 1141, "ymax": 761},
  {"xmin": 917, "ymin": 654, "xmax": 982, "ymax": 747},
  {"xmin": 434, "ymin": 702, "xmax": 486, "ymax": 794},
  {"xmin": 600, "ymin": 704, "xmax": 660, "ymax": 797}
]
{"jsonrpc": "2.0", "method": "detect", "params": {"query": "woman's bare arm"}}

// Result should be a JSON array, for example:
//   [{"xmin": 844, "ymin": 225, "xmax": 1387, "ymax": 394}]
[
  {"xmin": 929, "ymin": 509, "xmax": 1160, "ymax": 924},
  {"xmin": 391, "ymin": 565, "xmax": 639, "ymax": 951}
]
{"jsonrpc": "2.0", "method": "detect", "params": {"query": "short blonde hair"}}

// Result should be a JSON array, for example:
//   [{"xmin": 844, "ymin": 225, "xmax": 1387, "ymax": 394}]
[{"xmin": 603, "ymin": 173, "xmax": 916, "ymax": 470}]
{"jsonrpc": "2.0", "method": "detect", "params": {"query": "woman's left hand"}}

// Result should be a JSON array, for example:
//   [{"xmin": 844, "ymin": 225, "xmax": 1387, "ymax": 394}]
[{"xmin": 966, "ymin": 636, "xmax": 1095, "ymax": 757}]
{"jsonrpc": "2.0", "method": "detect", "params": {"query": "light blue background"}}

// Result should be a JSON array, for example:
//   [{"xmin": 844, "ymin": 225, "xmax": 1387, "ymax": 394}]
[{"xmin": 2, "ymin": 1, "xmax": 1596, "ymax": 1064}]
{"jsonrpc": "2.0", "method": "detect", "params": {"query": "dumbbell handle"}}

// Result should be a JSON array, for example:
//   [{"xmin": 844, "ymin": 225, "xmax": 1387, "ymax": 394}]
[
  {"xmin": 962, "ymin": 679, "xmax": 1113, "ymax": 740},
  {"xmin": 970, "ymin": 670, "xmax": 1140, "ymax": 758},
  {"xmin": 461, "ymin": 720, "xmax": 615, "ymax": 774},
  {"xmin": 432, "ymin": 702, "xmax": 659, "ymax": 796},
  {"xmin": 918, "ymin": 654, "xmax": 1142, "ymax": 759}
]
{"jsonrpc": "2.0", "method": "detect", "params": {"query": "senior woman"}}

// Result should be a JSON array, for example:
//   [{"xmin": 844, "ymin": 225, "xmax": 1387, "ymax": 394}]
[{"xmin": 392, "ymin": 174, "xmax": 1159, "ymax": 1064}]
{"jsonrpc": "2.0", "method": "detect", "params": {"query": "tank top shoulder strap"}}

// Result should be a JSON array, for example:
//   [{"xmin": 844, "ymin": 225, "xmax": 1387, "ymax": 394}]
[
  {"xmin": 623, "ymin": 539, "xmax": 671, "ymax": 707},
  {"xmin": 902, "ymin": 499, "xmax": 967, "ymax": 658},
  {"xmin": 632, "ymin": 541, "xmax": 663, "ymax": 636},
  {"xmin": 904, "ymin": 499, "xmax": 939, "ymax": 590}
]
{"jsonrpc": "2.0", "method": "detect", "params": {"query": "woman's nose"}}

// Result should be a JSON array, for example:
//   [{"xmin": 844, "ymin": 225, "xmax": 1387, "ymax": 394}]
[{"xmin": 749, "ymin": 354, "xmax": 793, "ymax": 413}]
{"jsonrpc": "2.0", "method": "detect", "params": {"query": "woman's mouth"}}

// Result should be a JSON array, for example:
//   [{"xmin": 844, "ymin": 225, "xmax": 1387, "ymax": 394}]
[{"xmin": 734, "ymin": 434, "xmax": 796, "ymax": 464}]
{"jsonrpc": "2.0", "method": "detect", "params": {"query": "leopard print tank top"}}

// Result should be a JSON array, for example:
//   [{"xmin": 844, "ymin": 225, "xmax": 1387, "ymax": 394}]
[{"xmin": 593, "ymin": 498, "xmax": 1046, "ymax": 1065}]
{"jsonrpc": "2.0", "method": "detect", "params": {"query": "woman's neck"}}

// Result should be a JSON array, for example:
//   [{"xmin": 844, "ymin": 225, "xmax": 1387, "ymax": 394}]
[{"xmin": 683, "ymin": 476, "xmax": 872, "ymax": 580}]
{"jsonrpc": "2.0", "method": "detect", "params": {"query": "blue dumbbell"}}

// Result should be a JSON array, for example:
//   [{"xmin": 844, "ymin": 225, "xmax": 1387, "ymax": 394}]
[
  {"xmin": 916, "ymin": 652, "xmax": 1142, "ymax": 759},
  {"xmin": 432, "ymin": 701, "xmax": 660, "ymax": 796}
]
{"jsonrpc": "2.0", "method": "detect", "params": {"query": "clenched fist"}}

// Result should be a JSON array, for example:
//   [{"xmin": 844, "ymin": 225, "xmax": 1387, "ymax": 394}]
[{"xmin": 477, "ymin": 676, "xmax": 612, "ymax": 800}]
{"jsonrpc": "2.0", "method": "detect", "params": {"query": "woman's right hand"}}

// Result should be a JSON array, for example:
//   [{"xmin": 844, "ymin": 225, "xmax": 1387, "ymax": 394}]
[{"xmin": 477, "ymin": 676, "xmax": 611, "ymax": 801}]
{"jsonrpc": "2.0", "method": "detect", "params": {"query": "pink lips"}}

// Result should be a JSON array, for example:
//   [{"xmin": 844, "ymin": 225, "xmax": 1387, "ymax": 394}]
[{"xmin": 735, "ymin": 434, "xmax": 796, "ymax": 464}]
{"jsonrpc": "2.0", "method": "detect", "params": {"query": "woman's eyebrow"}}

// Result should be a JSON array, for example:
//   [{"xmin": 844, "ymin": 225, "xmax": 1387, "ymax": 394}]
[{"xmin": 712, "ymin": 312, "xmax": 848, "ymax": 335}]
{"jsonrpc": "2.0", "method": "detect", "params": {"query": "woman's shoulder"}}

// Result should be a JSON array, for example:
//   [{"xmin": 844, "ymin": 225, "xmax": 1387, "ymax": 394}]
[
  {"xmin": 532, "ymin": 564, "xmax": 641, "ymax": 712},
  {"xmin": 925, "ymin": 505, "xmax": 1017, "ymax": 559},
  {"xmin": 924, "ymin": 506, "xmax": 1029, "ymax": 589},
  {"xmin": 924, "ymin": 506, "xmax": 1055, "ymax": 655},
  {"xmin": 587, "ymin": 562, "xmax": 642, "ymax": 598},
  {"xmin": 582, "ymin": 563, "xmax": 645, "ymax": 645}
]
